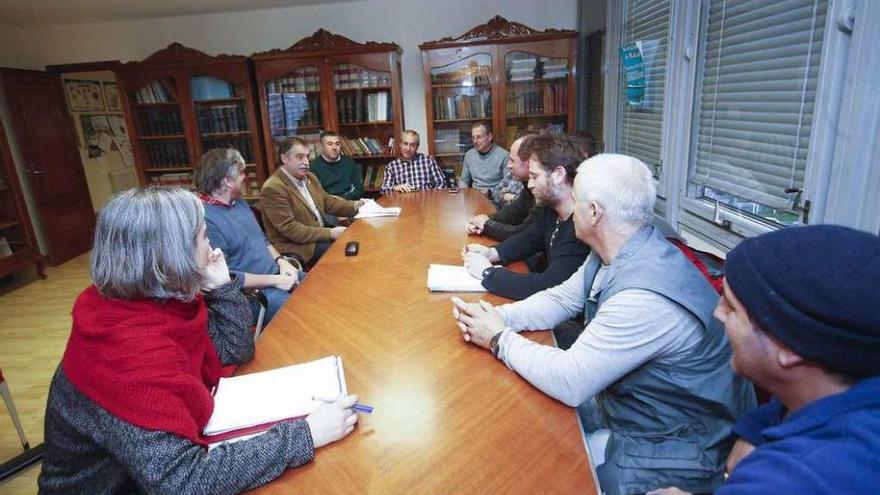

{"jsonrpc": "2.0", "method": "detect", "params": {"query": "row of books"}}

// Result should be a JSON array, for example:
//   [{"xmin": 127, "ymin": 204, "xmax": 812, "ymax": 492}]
[
  {"xmin": 197, "ymin": 104, "xmax": 249, "ymax": 134},
  {"xmin": 433, "ymin": 128, "xmax": 474, "ymax": 155},
  {"xmin": 506, "ymin": 83, "xmax": 569, "ymax": 116},
  {"xmin": 431, "ymin": 61, "xmax": 491, "ymax": 86},
  {"xmin": 265, "ymin": 69, "xmax": 320, "ymax": 93},
  {"xmin": 146, "ymin": 170, "xmax": 260, "ymax": 196},
  {"xmin": 133, "ymin": 79, "xmax": 177, "ymax": 104},
  {"xmin": 433, "ymin": 91, "xmax": 491, "ymax": 120},
  {"xmin": 507, "ymin": 54, "xmax": 569, "ymax": 82},
  {"xmin": 338, "ymin": 136, "xmax": 391, "ymax": 157},
  {"xmin": 334, "ymin": 64, "xmax": 391, "ymax": 89},
  {"xmin": 267, "ymin": 93, "xmax": 321, "ymax": 139},
  {"xmin": 148, "ymin": 172, "xmax": 195, "ymax": 190},
  {"xmin": 139, "ymin": 108, "xmax": 184, "ymax": 137},
  {"xmin": 337, "ymin": 92, "xmax": 390, "ymax": 123},
  {"xmin": 361, "ymin": 165, "xmax": 386, "ymax": 189},
  {"xmin": 201, "ymin": 137, "xmax": 256, "ymax": 163},
  {"xmin": 190, "ymin": 76, "xmax": 239, "ymax": 101},
  {"xmin": 146, "ymin": 140, "xmax": 189, "ymax": 167}
]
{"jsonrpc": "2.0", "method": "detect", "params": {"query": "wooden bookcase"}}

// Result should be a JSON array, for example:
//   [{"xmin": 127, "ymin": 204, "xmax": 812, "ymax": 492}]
[
  {"xmin": 251, "ymin": 29, "xmax": 404, "ymax": 193},
  {"xmin": 0, "ymin": 119, "xmax": 44, "ymax": 279},
  {"xmin": 420, "ymin": 15, "xmax": 577, "ymax": 178},
  {"xmin": 115, "ymin": 43, "xmax": 266, "ymax": 198}
]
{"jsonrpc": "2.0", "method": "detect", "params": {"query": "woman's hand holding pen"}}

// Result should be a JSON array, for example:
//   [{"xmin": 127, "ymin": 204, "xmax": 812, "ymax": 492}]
[{"xmin": 306, "ymin": 394, "xmax": 359, "ymax": 449}]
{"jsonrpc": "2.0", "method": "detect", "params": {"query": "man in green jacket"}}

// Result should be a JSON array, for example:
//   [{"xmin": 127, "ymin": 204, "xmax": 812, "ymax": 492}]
[{"xmin": 311, "ymin": 131, "xmax": 364, "ymax": 200}]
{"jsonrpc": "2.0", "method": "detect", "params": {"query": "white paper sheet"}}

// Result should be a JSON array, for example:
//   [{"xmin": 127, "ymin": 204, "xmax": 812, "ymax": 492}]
[
  {"xmin": 203, "ymin": 355, "xmax": 346, "ymax": 436},
  {"xmin": 427, "ymin": 264, "xmax": 487, "ymax": 292},
  {"xmin": 354, "ymin": 200, "xmax": 401, "ymax": 219}
]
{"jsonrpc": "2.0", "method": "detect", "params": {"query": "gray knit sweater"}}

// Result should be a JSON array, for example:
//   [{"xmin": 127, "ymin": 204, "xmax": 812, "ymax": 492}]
[{"xmin": 38, "ymin": 279, "xmax": 315, "ymax": 494}]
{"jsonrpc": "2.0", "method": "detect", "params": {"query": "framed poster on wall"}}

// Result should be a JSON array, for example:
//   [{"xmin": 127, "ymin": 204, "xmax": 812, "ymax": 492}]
[{"xmin": 65, "ymin": 79, "xmax": 105, "ymax": 112}]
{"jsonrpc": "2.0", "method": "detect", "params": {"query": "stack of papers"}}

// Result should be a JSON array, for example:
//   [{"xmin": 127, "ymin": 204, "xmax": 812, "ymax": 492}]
[
  {"xmin": 427, "ymin": 264, "xmax": 487, "ymax": 292},
  {"xmin": 354, "ymin": 200, "xmax": 402, "ymax": 219},
  {"xmin": 203, "ymin": 355, "xmax": 346, "ymax": 447}
]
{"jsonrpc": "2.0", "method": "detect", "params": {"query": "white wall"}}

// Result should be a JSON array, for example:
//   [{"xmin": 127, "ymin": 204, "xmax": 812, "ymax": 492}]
[
  {"xmin": 0, "ymin": 0, "xmax": 578, "ymax": 142},
  {"xmin": 0, "ymin": 0, "xmax": 576, "ymax": 260}
]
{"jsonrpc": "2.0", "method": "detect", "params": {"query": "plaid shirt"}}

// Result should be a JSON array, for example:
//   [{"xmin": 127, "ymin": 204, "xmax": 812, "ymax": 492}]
[{"xmin": 380, "ymin": 153, "xmax": 448, "ymax": 194}]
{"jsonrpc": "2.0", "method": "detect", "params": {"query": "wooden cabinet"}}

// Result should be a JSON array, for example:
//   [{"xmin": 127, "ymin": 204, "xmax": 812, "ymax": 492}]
[
  {"xmin": 0, "ymin": 119, "xmax": 44, "ymax": 278},
  {"xmin": 116, "ymin": 43, "xmax": 266, "ymax": 197},
  {"xmin": 420, "ymin": 15, "xmax": 577, "ymax": 177},
  {"xmin": 251, "ymin": 29, "xmax": 404, "ymax": 192}
]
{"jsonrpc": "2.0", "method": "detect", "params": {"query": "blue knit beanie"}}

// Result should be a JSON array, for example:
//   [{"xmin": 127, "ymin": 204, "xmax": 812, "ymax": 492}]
[{"xmin": 725, "ymin": 225, "xmax": 880, "ymax": 378}]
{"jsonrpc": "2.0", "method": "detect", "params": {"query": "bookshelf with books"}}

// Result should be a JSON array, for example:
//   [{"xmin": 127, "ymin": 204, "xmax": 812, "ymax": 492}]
[
  {"xmin": 420, "ymin": 15, "xmax": 577, "ymax": 179},
  {"xmin": 116, "ymin": 43, "xmax": 266, "ymax": 197},
  {"xmin": 252, "ymin": 29, "xmax": 403, "ymax": 192}
]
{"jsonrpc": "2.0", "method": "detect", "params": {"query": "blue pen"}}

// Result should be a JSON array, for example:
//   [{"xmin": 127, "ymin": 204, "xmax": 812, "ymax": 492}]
[{"xmin": 313, "ymin": 396, "xmax": 374, "ymax": 415}]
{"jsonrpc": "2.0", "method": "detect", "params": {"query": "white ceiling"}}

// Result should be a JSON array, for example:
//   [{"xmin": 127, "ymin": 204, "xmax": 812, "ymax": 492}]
[{"xmin": 0, "ymin": 0, "xmax": 359, "ymax": 26}]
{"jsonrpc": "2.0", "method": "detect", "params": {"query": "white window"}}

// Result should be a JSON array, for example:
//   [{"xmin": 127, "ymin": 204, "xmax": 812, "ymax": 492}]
[
  {"xmin": 684, "ymin": 0, "xmax": 827, "ymax": 229},
  {"xmin": 613, "ymin": 0, "xmax": 671, "ymax": 182}
]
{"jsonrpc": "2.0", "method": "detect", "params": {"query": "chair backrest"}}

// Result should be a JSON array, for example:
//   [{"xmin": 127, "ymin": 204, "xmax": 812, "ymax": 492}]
[{"xmin": 667, "ymin": 238, "xmax": 725, "ymax": 295}]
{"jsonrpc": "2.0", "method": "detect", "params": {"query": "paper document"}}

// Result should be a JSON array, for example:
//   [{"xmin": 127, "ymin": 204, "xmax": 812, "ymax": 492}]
[
  {"xmin": 427, "ymin": 264, "xmax": 488, "ymax": 292},
  {"xmin": 354, "ymin": 200, "xmax": 401, "ymax": 219},
  {"xmin": 203, "ymin": 355, "xmax": 347, "ymax": 445}
]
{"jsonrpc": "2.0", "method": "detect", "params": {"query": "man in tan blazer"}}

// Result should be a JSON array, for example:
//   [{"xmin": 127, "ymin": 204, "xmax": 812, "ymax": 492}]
[{"xmin": 261, "ymin": 137, "xmax": 365, "ymax": 265}]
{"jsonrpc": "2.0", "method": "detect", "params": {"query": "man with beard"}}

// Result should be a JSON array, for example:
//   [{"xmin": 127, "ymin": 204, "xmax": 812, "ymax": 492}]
[
  {"xmin": 194, "ymin": 148, "xmax": 300, "ymax": 324},
  {"xmin": 461, "ymin": 135, "xmax": 590, "ymax": 300}
]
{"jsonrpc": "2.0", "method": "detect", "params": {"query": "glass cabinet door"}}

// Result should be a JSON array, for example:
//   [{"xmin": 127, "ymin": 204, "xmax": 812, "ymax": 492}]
[
  {"xmin": 264, "ymin": 66, "xmax": 323, "ymax": 159},
  {"xmin": 429, "ymin": 52, "xmax": 493, "ymax": 176},
  {"xmin": 504, "ymin": 51, "xmax": 570, "ymax": 141},
  {"xmin": 129, "ymin": 77, "xmax": 192, "ymax": 187},
  {"xmin": 332, "ymin": 63, "xmax": 394, "ymax": 158},
  {"xmin": 190, "ymin": 74, "xmax": 259, "ymax": 196}
]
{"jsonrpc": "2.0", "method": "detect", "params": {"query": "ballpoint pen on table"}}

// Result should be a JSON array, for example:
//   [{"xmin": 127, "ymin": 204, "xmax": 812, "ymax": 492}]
[{"xmin": 312, "ymin": 396, "xmax": 374, "ymax": 414}]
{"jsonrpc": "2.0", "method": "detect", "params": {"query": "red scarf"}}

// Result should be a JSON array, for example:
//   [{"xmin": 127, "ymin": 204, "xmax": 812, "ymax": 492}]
[{"xmin": 62, "ymin": 285, "xmax": 229, "ymax": 447}]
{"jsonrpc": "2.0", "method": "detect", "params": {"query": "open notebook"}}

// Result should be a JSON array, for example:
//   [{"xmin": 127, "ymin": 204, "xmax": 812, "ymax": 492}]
[
  {"xmin": 427, "ymin": 264, "xmax": 487, "ymax": 292},
  {"xmin": 354, "ymin": 200, "xmax": 401, "ymax": 219},
  {"xmin": 203, "ymin": 355, "xmax": 346, "ymax": 448}
]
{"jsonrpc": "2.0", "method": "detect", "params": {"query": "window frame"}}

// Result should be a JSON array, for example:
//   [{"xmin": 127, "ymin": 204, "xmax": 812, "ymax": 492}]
[{"xmin": 604, "ymin": 0, "xmax": 865, "ymax": 251}]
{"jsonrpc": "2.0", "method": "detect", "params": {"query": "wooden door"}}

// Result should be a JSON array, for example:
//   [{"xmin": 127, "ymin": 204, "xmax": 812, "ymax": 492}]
[{"xmin": 2, "ymin": 69, "xmax": 95, "ymax": 265}]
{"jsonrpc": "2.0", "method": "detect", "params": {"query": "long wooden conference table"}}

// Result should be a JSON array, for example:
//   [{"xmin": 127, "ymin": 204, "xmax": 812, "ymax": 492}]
[{"xmin": 240, "ymin": 189, "xmax": 597, "ymax": 494}]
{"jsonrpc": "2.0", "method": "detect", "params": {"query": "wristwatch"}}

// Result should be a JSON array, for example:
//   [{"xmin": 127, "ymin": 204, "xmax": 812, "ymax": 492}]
[{"xmin": 489, "ymin": 330, "xmax": 503, "ymax": 358}]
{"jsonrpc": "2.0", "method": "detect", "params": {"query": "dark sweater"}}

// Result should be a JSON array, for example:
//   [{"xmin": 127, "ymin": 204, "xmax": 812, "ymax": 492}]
[
  {"xmin": 38, "ymin": 278, "xmax": 315, "ymax": 495},
  {"xmin": 311, "ymin": 154, "xmax": 364, "ymax": 200},
  {"xmin": 483, "ymin": 187, "xmax": 539, "ymax": 241},
  {"xmin": 482, "ymin": 207, "xmax": 591, "ymax": 300}
]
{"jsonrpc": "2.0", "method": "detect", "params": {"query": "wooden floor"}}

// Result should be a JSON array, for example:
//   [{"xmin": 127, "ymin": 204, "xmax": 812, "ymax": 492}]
[{"xmin": 0, "ymin": 253, "xmax": 92, "ymax": 494}]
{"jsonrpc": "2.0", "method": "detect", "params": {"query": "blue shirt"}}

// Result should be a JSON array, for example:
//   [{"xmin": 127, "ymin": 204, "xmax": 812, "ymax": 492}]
[
  {"xmin": 720, "ymin": 376, "xmax": 880, "ymax": 494},
  {"xmin": 203, "ymin": 200, "xmax": 277, "ymax": 279}
]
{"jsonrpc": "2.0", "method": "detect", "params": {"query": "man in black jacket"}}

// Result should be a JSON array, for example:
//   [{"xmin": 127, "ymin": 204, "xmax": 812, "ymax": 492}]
[
  {"xmin": 465, "ymin": 135, "xmax": 538, "ymax": 241},
  {"xmin": 461, "ymin": 135, "xmax": 590, "ymax": 300}
]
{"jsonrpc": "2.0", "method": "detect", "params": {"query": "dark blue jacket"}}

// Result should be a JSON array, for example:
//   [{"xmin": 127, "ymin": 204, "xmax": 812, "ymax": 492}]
[{"xmin": 719, "ymin": 376, "xmax": 880, "ymax": 494}]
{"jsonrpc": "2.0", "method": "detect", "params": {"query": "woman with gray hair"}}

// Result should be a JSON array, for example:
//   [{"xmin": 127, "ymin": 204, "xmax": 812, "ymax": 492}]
[{"xmin": 38, "ymin": 187, "xmax": 359, "ymax": 494}]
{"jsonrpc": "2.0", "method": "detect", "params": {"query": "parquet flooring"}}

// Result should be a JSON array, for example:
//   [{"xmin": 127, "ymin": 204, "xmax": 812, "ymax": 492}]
[{"xmin": 0, "ymin": 252, "xmax": 91, "ymax": 494}]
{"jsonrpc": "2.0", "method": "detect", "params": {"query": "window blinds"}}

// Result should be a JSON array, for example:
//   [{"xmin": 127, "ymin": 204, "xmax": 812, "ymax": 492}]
[
  {"xmin": 616, "ymin": 0, "xmax": 671, "ymax": 173},
  {"xmin": 691, "ymin": 0, "xmax": 827, "ymax": 209}
]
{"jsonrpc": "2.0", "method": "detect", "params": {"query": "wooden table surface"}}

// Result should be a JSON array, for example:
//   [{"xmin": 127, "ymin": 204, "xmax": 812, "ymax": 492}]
[{"xmin": 240, "ymin": 189, "xmax": 597, "ymax": 494}]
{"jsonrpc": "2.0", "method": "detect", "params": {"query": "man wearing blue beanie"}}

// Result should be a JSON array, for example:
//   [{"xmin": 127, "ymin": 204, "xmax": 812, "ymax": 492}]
[{"xmin": 649, "ymin": 225, "xmax": 880, "ymax": 495}]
